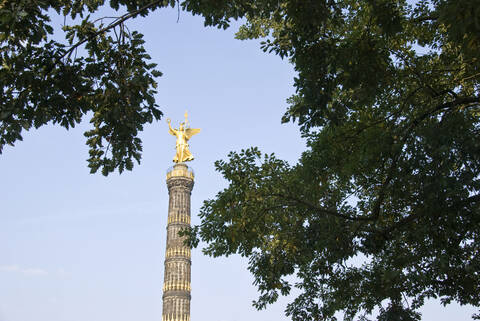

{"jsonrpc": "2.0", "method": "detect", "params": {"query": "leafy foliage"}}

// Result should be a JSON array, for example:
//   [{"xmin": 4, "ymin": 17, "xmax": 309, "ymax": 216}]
[
  {"xmin": 2, "ymin": 0, "xmax": 480, "ymax": 319},
  {"xmin": 184, "ymin": 0, "xmax": 480, "ymax": 320},
  {"xmin": 0, "ymin": 0, "xmax": 171, "ymax": 175}
]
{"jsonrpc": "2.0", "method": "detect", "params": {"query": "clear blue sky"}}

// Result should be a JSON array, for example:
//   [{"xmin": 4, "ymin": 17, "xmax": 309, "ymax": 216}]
[{"xmin": 0, "ymin": 6, "xmax": 476, "ymax": 321}]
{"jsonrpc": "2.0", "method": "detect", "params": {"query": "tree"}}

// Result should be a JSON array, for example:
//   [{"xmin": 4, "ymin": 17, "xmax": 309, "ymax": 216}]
[
  {"xmin": 1, "ymin": 0, "xmax": 480, "ymax": 320},
  {"xmin": 0, "ymin": 0, "xmax": 170, "ymax": 175},
  {"xmin": 183, "ymin": 0, "xmax": 480, "ymax": 320}
]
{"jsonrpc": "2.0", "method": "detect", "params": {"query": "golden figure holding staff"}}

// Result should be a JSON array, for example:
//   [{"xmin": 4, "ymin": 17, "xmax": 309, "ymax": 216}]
[{"xmin": 167, "ymin": 112, "xmax": 201, "ymax": 163}]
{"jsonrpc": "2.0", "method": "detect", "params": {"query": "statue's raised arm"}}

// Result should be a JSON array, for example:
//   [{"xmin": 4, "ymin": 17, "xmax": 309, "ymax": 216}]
[{"xmin": 167, "ymin": 118, "xmax": 177, "ymax": 137}]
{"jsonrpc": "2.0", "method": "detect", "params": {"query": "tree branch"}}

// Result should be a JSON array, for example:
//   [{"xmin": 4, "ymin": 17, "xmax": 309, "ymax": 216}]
[
  {"xmin": 412, "ymin": 15, "xmax": 439, "ymax": 23},
  {"xmin": 379, "ymin": 193, "xmax": 480, "ymax": 236},
  {"xmin": 47, "ymin": 0, "xmax": 163, "ymax": 74},
  {"xmin": 271, "ymin": 193, "xmax": 375, "ymax": 222},
  {"xmin": 372, "ymin": 96, "xmax": 480, "ymax": 230},
  {"xmin": 409, "ymin": 96, "xmax": 480, "ymax": 128}
]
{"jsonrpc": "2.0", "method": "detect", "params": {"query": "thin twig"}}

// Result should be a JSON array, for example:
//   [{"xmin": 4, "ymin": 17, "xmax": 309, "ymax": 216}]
[
  {"xmin": 93, "ymin": 16, "xmax": 119, "ymax": 24},
  {"xmin": 177, "ymin": 0, "xmax": 180, "ymax": 23},
  {"xmin": 46, "ymin": 0, "xmax": 163, "ymax": 74}
]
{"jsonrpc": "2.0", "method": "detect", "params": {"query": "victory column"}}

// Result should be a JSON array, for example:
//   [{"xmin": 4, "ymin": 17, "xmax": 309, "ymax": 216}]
[{"xmin": 162, "ymin": 112, "xmax": 200, "ymax": 321}]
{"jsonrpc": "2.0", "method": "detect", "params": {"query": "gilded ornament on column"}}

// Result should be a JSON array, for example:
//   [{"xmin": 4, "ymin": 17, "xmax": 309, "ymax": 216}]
[{"xmin": 167, "ymin": 112, "xmax": 201, "ymax": 163}]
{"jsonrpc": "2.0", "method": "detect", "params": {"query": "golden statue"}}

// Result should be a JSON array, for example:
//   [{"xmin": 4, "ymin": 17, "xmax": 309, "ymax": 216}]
[{"xmin": 167, "ymin": 112, "xmax": 201, "ymax": 163}]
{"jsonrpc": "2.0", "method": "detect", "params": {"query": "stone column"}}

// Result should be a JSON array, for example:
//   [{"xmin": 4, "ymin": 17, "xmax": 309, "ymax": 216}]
[{"xmin": 163, "ymin": 163, "xmax": 194, "ymax": 321}]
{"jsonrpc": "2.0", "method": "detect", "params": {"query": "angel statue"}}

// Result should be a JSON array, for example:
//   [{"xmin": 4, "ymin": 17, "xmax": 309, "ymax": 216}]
[{"xmin": 167, "ymin": 112, "xmax": 201, "ymax": 163}]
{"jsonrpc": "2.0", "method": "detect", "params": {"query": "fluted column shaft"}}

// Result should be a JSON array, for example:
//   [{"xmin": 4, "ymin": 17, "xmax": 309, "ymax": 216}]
[{"xmin": 163, "ymin": 164, "xmax": 193, "ymax": 321}]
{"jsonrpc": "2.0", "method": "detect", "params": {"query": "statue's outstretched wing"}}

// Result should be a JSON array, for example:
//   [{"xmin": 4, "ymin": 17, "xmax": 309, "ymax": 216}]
[{"xmin": 185, "ymin": 128, "xmax": 201, "ymax": 140}]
